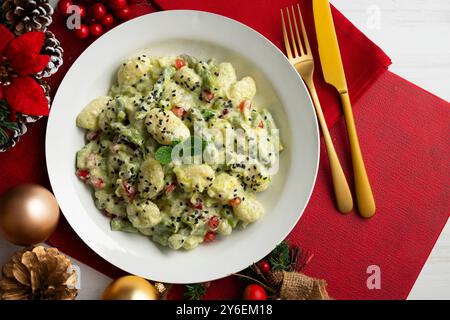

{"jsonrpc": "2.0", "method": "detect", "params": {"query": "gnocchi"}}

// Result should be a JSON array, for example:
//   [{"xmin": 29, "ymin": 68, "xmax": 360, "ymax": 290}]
[{"xmin": 75, "ymin": 54, "xmax": 282, "ymax": 251}]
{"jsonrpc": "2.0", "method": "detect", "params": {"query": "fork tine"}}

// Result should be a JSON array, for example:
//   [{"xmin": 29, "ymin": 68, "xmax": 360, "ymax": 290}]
[
  {"xmin": 280, "ymin": 9, "xmax": 293, "ymax": 59},
  {"xmin": 291, "ymin": 5, "xmax": 305, "ymax": 55},
  {"xmin": 297, "ymin": 3, "xmax": 311, "ymax": 54},
  {"xmin": 285, "ymin": 7, "xmax": 299, "ymax": 57}
]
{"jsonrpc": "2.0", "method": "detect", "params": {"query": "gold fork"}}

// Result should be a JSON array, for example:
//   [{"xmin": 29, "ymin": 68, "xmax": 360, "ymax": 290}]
[{"xmin": 281, "ymin": 4, "xmax": 353, "ymax": 213}]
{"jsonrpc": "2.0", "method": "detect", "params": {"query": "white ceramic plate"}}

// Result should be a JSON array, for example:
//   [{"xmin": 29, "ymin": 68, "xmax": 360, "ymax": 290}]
[{"xmin": 46, "ymin": 10, "xmax": 319, "ymax": 284}]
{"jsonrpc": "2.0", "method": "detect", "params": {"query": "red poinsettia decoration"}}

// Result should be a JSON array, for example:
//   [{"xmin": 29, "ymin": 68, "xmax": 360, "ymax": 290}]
[{"xmin": 0, "ymin": 25, "xmax": 50, "ymax": 116}]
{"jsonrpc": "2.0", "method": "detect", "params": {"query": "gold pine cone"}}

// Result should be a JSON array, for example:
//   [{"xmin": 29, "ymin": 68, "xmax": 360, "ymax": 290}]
[{"xmin": 0, "ymin": 246, "xmax": 78, "ymax": 300}]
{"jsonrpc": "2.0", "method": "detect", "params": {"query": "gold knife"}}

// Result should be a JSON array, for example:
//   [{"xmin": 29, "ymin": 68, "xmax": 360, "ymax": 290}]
[{"xmin": 313, "ymin": 0, "xmax": 376, "ymax": 218}]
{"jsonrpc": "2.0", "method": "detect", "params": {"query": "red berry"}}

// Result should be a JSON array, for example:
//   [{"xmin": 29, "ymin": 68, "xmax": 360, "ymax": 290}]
[
  {"xmin": 74, "ymin": 24, "xmax": 90, "ymax": 39},
  {"xmin": 175, "ymin": 58, "xmax": 186, "ymax": 70},
  {"xmin": 89, "ymin": 23, "xmax": 103, "ymax": 37},
  {"xmin": 243, "ymin": 284, "xmax": 267, "ymax": 300},
  {"xmin": 78, "ymin": 5, "xmax": 87, "ymax": 19},
  {"xmin": 91, "ymin": 3, "xmax": 107, "ymax": 20},
  {"xmin": 101, "ymin": 13, "xmax": 114, "ymax": 27},
  {"xmin": 258, "ymin": 260, "xmax": 271, "ymax": 274},
  {"xmin": 115, "ymin": 5, "xmax": 132, "ymax": 20},
  {"xmin": 109, "ymin": 0, "xmax": 127, "ymax": 10},
  {"xmin": 58, "ymin": 0, "xmax": 73, "ymax": 15},
  {"xmin": 204, "ymin": 231, "xmax": 216, "ymax": 242},
  {"xmin": 207, "ymin": 216, "xmax": 220, "ymax": 230}
]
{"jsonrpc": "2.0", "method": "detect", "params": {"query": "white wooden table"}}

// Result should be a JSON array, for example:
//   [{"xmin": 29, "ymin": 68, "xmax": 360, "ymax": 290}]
[{"xmin": 0, "ymin": 0, "xmax": 448, "ymax": 300}]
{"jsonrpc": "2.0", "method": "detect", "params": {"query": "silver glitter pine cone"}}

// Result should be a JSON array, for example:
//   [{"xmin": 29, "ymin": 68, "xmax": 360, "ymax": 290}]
[{"xmin": 1, "ymin": 0, "xmax": 54, "ymax": 35}]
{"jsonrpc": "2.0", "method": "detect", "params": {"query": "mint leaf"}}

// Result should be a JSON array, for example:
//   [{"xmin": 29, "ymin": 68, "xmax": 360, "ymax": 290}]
[{"xmin": 155, "ymin": 146, "xmax": 173, "ymax": 165}]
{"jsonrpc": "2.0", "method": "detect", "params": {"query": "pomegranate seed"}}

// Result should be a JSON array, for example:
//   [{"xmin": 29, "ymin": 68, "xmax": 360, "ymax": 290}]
[
  {"xmin": 122, "ymin": 180, "xmax": 136, "ymax": 199},
  {"xmin": 171, "ymin": 106, "xmax": 186, "ymax": 118},
  {"xmin": 258, "ymin": 121, "xmax": 264, "ymax": 128},
  {"xmin": 202, "ymin": 90, "xmax": 214, "ymax": 102},
  {"xmin": 76, "ymin": 169, "xmax": 90, "ymax": 181},
  {"xmin": 228, "ymin": 197, "xmax": 241, "ymax": 207},
  {"xmin": 204, "ymin": 231, "xmax": 216, "ymax": 242},
  {"xmin": 165, "ymin": 183, "xmax": 177, "ymax": 194},
  {"xmin": 175, "ymin": 58, "xmax": 186, "ymax": 70},
  {"xmin": 222, "ymin": 108, "xmax": 229, "ymax": 116},
  {"xmin": 208, "ymin": 216, "xmax": 220, "ymax": 230},
  {"xmin": 192, "ymin": 198, "xmax": 204, "ymax": 210},
  {"xmin": 239, "ymin": 100, "xmax": 252, "ymax": 112},
  {"xmin": 91, "ymin": 177, "xmax": 105, "ymax": 189}
]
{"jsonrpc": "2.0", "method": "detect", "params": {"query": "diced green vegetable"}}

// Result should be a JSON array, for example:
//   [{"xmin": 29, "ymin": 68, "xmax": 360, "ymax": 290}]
[
  {"xmin": 110, "ymin": 122, "xmax": 144, "ymax": 147},
  {"xmin": 195, "ymin": 61, "xmax": 213, "ymax": 89}
]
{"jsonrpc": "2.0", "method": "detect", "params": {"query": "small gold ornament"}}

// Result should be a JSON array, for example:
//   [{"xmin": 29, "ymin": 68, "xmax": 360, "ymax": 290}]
[
  {"xmin": 101, "ymin": 275, "xmax": 159, "ymax": 300},
  {"xmin": 0, "ymin": 184, "xmax": 60, "ymax": 245},
  {"xmin": 0, "ymin": 246, "xmax": 78, "ymax": 300}
]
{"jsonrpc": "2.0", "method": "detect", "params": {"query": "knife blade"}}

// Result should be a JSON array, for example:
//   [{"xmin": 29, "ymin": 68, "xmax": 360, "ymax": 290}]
[
  {"xmin": 313, "ymin": 0, "xmax": 376, "ymax": 218},
  {"xmin": 313, "ymin": 0, "xmax": 348, "ymax": 94}
]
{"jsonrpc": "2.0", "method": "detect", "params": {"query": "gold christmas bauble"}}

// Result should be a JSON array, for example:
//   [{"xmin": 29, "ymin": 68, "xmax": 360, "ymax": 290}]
[
  {"xmin": 0, "ymin": 184, "xmax": 60, "ymax": 246},
  {"xmin": 102, "ymin": 275, "xmax": 159, "ymax": 300}
]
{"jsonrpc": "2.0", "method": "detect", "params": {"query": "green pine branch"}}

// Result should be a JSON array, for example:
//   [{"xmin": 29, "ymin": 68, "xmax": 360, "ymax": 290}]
[
  {"xmin": 0, "ymin": 100, "xmax": 19, "ymax": 147},
  {"xmin": 184, "ymin": 283, "xmax": 207, "ymax": 300}
]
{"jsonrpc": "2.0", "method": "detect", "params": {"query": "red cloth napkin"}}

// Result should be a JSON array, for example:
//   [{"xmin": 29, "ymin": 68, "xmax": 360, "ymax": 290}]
[{"xmin": 0, "ymin": 0, "xmax": 448, "ymax": 300}]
